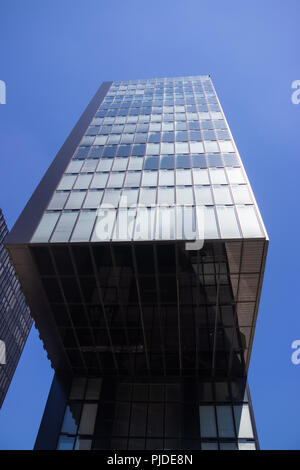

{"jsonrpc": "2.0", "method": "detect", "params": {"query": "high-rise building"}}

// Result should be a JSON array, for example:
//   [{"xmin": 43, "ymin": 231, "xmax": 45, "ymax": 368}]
[
  {"xmin": 0, "ymin": 208, "xmax": 32, "ymax": 408},
  {"xmin": 5, "ymin": 75, "xmax": 268, "ymax": 450}
]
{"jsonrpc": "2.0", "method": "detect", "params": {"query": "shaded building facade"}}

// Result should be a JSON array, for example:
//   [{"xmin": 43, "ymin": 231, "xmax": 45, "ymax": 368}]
[
  {"xmin": 0, "ymin": 208, "xmax": 32, "ymax": 407},
  {"xmin": 5, "ymin": 75, "xmax": 268, "ymax": 450}
]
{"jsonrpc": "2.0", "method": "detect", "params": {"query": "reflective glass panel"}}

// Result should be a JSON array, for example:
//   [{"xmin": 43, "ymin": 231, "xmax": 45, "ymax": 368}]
[
  {"xmin": 78, "ymin": 404, "xmax": 98, "ymax": 435},
  {"xmin": 65, "ymin": 191, "xmax": 85, "ymax": 209},
  {"xmin": 144, "ymin": 156, "xmax": 159, "ymax": 170},
  {"xmin": 155, "ymin": 207, "xmax": 175, "ymax": 240},
  {"xmin": 160, "ymin": 156, "xmax": 175, "ymax": 169},
  {"xmin": 161, "ymin": 142, "xmax": 175, "ymax": 154},
  {"xmin": 47, "ymin": 192, "xmax": 69, "ymax": 210},
  {"xmin": 234, "ymin": 405, "xmax": 254, "ymax": 438},
  {"xmin": 212, "ymin": 185, "xmax": 232, "ymax": 204},
  {"xmin": 91, "ymin": 208, "xmax": 116, "ymax": 241},
  {"xmin": 97, "ymin": 158, "xmax": 113, "ymax": 171},
  {"xmin": 193, "ymin": 169, "xmax": 209, "ymax": 185},
  {"xmin": 231, "ymin": 185, "xmax": 252, "ymax": 204},
  {"xmin": 176, "ymin": 154, "xmax": 191, "ymax": 169},
  {"xmin": 74, "ymin": 174, "xmax": 93, "ymax": 189},
  {"xmin": 216, "ymin": 206, "xmax": 240, "ymax": 238},
  {"xmin": 209, "ymin": 168, "xmax": 227, "ymax": 184},
  {"xmin": 51, "ymin": 212, "xmax": 78, "ymax": 242},
  {"xmin": 226, "ymin": 167, "xmax": 245, "ymax": 184},
  {"xmin": 134, "ymin": 207, "xmax": 156, "ymax": 240},
  {"xmin": 238, "ymin": 442, "xmax": 256, "ymax": 450},
  {"xmin": 94, "ymin": 135, "xmax": 107, "ymax": 145},
  {"xmin": 141, "ymin": 171, "xmax": 158, "ymax": 187},
  {"xmin": 65, "ymin": 160, "xmax": 83, "ymax": 173},
  {"xmin": 81, "ymin": 160, "xmax": 98, "ymax": 172},
  {"xmin": 146, "ymin": 143, "xmax": 160, "ymax": 155},
  {"xmin": 158, "ymin": 187, "xmax": 175, "ymax": 205},
  {"xmin": 124, "ymin": 172, "xmax": 141, "ymax": 187},
  {"xmin": 102, "ymin": 189, "xmax": 122, "ymax": 207},
  {"xmin": 204, "ymin": 141, "xmax": 219, "ymax": 153},
  {"xmin": 57, "ymin": 174, "xmax": 77, "ymax": 190},
  {"xmin": 159, "ymin": 170, "xmax": 174, "ymax": 186},
  {"xmin": 107, "ymin": 172, "xmax": 125, "ymax": 188},
  {"xmin": 176, "ymin": 169, "xmax": 192, "ymax": 185},
  {"xmin": 121, "ymin": 188, "xmax": 139, "ymax": 206},
  {"xmin": 57, "ymin": 435, "xmax": 75, "ymax": 450},
  {"xmin": 69, "ymin": 377, "xmax": 86, "ymax": 399},
  {"xmin": 203, "ymin": 206, "xmax": 219, "ymax": 239},
  {"xmin": 216, "ymin": 406, "xmax": 235, "ymax": 438},
  {"xmin": 190, "ymin": 142, "xmax": 204, "ymax": 153},
  {"xmin": 175, "ymin": 142, "xmax": 189, "ymax": 154},
  {"xmin": 199, "ymin": 406, "xmax": 217, "ymax": 438},
  {"xmin": 139, "ymin": 187, "xmax": 157, "ymax": 205},
  {"xmin": 91, "ymin": 173, "xmax": 108, "ymax": 189},
  {"xmin": 236, "ymin": 205, "xmax": 263, "ymax": 237},
  {"xmin": 74, "ymin": 438, "xmax": 92, "ymax": 450},
  {"xmin": 31, "ymin": 212, "xmax": 60, "ymax": 242},
  {"xmin": 112, "ymin": 158, "xmax": 128, "ymax": 171},
  {"xmin": 219, "ymin": 141, "xmax": 234, "ymax": 152},
  {"xmin": 83, "ymin": 190, "xmax": 103, "ymax": 208},
  {"xmin": 71, "ymin": 211, "xmax": 96, "ymax": 242},
  {"xmin": 128, "ymin": 157, "xmax": 143, "ymax": 171},
  {"xmin": 194, "ymin": 186, "xmax": 213, "ymax": 205},
  {"xmin": 176, "ymin": 186, "xmax": 194, "ymax": 205}
]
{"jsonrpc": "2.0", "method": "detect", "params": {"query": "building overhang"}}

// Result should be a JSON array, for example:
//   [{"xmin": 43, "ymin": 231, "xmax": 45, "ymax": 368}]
[{"xmin": 6, "ymin": 237, "xmax": 268, "ymax": 379}]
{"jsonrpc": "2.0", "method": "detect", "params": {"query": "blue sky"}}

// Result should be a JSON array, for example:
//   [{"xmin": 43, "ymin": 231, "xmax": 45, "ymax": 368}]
[{"xmin": 0, "ymin": 0, "xmax": 300, "ymax": 450}]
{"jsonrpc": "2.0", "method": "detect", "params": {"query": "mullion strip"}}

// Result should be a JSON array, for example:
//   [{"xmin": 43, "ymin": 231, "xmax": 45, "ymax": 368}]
[
  {"xmin": 130, "ymin": 244, "xmax": 151, "ymax": 375},
  {"xmin": 109, "ymin": 244, "xmax": 135, "ymax": 377},
  {"xmin": 174, "ymin": 244, "xmax": 183, "ymax": 375},
  {"xmin": 68, "ymin": 246, "xmax": 103, "ymax": 374},
  {"xmin": 88, "ymin": 245, "xmax": 119, "ymax": 374},
  {"xmin": 152, "ymin": 244, "xmax": 167, "ymax": 377},
  {"xmin": 211, "ymin": 258, "xmax": 221, "ymax": 378}
]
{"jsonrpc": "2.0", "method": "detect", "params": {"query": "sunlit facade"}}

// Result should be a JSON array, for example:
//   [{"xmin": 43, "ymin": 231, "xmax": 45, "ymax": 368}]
[{"xmin": 6, "ymin": 75, "xmax": 268, "ymax": 450}]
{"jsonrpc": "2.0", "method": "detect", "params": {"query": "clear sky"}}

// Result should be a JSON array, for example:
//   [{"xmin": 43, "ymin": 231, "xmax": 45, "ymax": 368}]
[{"xmin": 0, "ymin": 0, "xmax": 299, "ymax": 450}]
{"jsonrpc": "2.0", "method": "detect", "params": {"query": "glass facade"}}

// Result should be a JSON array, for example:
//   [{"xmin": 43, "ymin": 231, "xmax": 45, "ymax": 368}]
[
  {"xmin": 56, "ymin": 377, "xmax": 256, "ymax": 450},
  {"xmin": 0, "ymin": 209, "xmax": 32, "ymax": 407},
  {"xmin": 5, "ymin": 76, "xmax": 268, "ymax": 450},
  {"xmin": 31, "ymin": 75, "xmax": 264, "ymax": 244}
]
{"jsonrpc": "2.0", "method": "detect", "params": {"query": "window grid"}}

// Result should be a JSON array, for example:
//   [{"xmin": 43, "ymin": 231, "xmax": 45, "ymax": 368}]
[
  {"xmin": 57, "ymin": 378, "xmax": 256, "ymax": 450},
  {"xmin": 32, "ymin": 76, "xmax": 264, "ymax": 244}
]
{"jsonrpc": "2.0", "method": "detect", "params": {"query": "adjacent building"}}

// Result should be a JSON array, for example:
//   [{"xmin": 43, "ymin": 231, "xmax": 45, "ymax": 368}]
[
  {"xmin": 0, "ymin": 209, "xmax": 32, "ymax": 408},
  {"xmin": 5, "ymin": 75, "xmax": 268, "ymax": 450}
]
